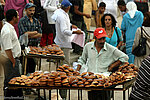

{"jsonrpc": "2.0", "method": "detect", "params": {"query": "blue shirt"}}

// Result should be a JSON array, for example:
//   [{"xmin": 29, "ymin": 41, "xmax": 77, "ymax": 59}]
[{"xmin": 106, "ymin": 27, "xmax": 123, "ymax": 47}]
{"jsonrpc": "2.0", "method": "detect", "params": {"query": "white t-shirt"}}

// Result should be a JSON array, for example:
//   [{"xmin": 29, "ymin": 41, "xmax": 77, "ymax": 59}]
[
  {"xmin": 53, "ymin": 9, "xmax": 73, "ymax": 48},
  {"xmin": 0, "ymin": 22, "xmax": 21, "ymax": 58}
]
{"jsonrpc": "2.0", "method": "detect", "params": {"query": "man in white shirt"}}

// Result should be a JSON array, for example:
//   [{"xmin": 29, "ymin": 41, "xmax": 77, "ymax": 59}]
[
  {"xmin": 53, "ymin": 0, "xmax": 83, "ymax": 64},
  {"xmin": 0, "ymin": 9, "xmax": 23, "ymax": 99}
]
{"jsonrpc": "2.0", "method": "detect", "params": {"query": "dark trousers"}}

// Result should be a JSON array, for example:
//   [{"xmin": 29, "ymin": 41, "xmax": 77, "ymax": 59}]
[
  {"xmin": 26, "ymin": 58, "xmax": 36, "ymax": 74},
  {"xmin": 72, "ymin": 42, "xmax": 83, "ymax": 54},
  {"xmin": 4, "ymin": 58, "xmax": 20, "ymax": 86},
  {"xmin": 88, "ymin": 90, "xmax": 111, "ymax": 100},
  {"xmin": 3, "ymin": 58, "xmax": 23, "ymax": 100}
]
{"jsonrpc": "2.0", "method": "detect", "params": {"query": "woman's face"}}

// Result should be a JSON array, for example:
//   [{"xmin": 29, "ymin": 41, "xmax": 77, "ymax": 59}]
[{"xmin": 104, "ymin": 16, "xmax": 112, "ymax": 27}]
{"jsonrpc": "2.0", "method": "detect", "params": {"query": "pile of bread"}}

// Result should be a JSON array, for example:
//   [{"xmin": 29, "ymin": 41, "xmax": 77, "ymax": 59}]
[
  {"xmin": 29, "ymin": 44, "xmax": 64, "ymax": 56},
  {"xmin": 9, "ymin": 63, "xmax": 138, "ymax": 88}
]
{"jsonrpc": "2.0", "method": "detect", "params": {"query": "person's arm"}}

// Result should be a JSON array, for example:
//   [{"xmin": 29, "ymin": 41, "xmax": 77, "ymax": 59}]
[
  {"xmin": 24, "ymin": 31, "xmax": 38, "ymax": 37},
  {"xmin": 29, "ymin": 33, "xmax": 42, "ymax": 38},
  {"xmin": 77, "ymin": 44, "xmax": 88, "ymax": 71},
  {"xmin": 108, "ymin": 48, "xmax": 129, "ymax": 72},
  {"xmin": 108, "ymin": 60, "xmax": 122, "ymax": 72},
  {"xmin": 5, "ymin": 49, "xmax": 15, "ymax": 68},
  {"xmin": 74, "ymin": 5, "xmax": 91, "ymax": 18},
  {"xmin": 0, "ymin": 0, "xmax": 5, "ymax": 5},
  {"xmin": 117, "ymin": 41, "xmax": 123, "ymax": 48},
  {"xmin": 91, "ymin": 0, "xmax": 97, "ymax": 11},
  {"xmin": 95, "ymin": 10, "xmax": 99, "ymax": 27},
  {"xmin": 43, "ymin": 0, "xmax": 57, "ymax": 11},
  {"xmin": 116, "ymin": 27, "xmax": 123, "ymax": 48}
]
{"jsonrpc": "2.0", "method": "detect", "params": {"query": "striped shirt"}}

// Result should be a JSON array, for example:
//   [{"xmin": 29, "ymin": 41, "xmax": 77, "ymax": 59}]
[
  {"xmin": 130, "ymin": 56, "xmax": 150, "ymax": 100},
  {"xmin": 18, "ymin": 15, "xmax": 42, "ymax": 46},
  {"xmin": 134, "ymin": 0, "xmax": 148, "ymax": 2}
]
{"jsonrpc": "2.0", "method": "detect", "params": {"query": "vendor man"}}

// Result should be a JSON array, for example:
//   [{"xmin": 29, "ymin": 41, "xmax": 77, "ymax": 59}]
[{"xmin": 77, "ymin": 28, "xmax": 129, "ymax": 100}]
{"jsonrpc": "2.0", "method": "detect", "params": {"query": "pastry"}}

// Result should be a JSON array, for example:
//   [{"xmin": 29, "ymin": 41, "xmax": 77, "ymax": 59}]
[{"xmin": 72, "ymin": 84, "xmax": 78, "ymax": 87}]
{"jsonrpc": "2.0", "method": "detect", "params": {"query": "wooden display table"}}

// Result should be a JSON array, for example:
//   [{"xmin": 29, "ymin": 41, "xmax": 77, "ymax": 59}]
[
  {"xmin": 9, "ymin": 78, "xmax": 135, "ymax": 100},
  {"xmin": 22, "ymin": 50, "xmax": 65, "ymax": 74}
]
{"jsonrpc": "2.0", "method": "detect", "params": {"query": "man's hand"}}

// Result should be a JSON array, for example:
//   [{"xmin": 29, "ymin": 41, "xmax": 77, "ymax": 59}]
[
  {"xmin": 76, "ymin": 64, "xmax": 81, "ymax": 71},
  {"xmin": 108, "ymin": 60, "xmax": 122, "ymax": 72},
  {"xmin": 12, "ymin": 59, "xmax": 16, "ymax": 68},
  {"xmin": 73, "ymin": 30, "xmax": 83, "ymax": 34},
  {"xmin": 5, "ymin": 49, "xmax": 16, "ymax": 68},
  {"xmin": 108, "ymin": 65, "xmax": 114, "ymax": 72},
  {"xmin": 85, "ymin": 14, "xmax": 91, "ymax": 18},
  {"xmin": 72, "ymin": 25, "xmax": 77, "ymax": 29},
  {"xmin": 33, "ymin": 31, "xmax": 38, "ymax": 35}
]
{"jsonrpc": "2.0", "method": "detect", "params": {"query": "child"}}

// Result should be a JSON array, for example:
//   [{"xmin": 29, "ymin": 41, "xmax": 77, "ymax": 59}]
[{"xmin": 96, "ymin": 2, "xmax": 106, "ymax": 28}]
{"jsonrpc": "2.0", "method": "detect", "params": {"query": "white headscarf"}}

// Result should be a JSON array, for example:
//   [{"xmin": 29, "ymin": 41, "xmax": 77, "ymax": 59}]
[{"xmin": 126, "ymin": 1, "xmax": 137, "ymax": 18}]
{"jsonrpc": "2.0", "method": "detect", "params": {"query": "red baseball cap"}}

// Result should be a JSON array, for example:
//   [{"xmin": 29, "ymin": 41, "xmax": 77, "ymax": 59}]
[{"xmin": 94, "ymin": 28, "xmax": 108, "ymax": 39}]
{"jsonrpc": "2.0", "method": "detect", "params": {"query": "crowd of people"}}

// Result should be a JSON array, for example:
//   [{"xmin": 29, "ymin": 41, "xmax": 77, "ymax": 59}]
[{"xmin": 0, "ymin": 0, "xmax": 150, "ymax": 100}]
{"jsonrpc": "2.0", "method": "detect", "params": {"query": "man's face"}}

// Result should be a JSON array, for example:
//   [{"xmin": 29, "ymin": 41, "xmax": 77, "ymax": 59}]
[
  {"xmin": 26, "ymin": 7, "xmax": 35, "ymax": 17},
  {"xmin": 98, "ymin": 7, "xmax": 105, "ymax": 13},
  {"xmin": 118, "ymin": 5, "xmax": 126, "ymax": 12},
  {"xmin": 96, "ymin": 37, "xmax": 106, "ymax": 47},
  {"xmin": 66, "ymin": 6, "xmax": 71, "ymax": 13}
]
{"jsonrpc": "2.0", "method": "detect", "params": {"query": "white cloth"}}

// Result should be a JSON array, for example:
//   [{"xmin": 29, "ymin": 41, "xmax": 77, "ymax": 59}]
[
  {"xmin": 43, "ymin": 0, "xmax": 59, "ymax": 24},
  {"xmin": 40, "ymin": 0, "xmax": 46, "ymax": 6},
  {"xmin": 0, "ymin": 22, "xmax": 21, "ymax": 58},
  {"xmin": 19, "ymin": 33, "xmax": 28, "ymax": 47},
  {"xmin": 53, "ymin": 9, "xmax": 73, "ymax": 48},
  {"xmin": 71, "ymin": 28, "xmax": 85, "ymax": 47},
  {"xmin": 51, "ymin": 8, "xmax": 61, "ymax": 21},
  {"xmin": 98, "ymin": 0, "xmax": 118, "ymax": 20},
  {"xmin": 126, "ymin": 1, "xmax": 137, "ymax": 18}
]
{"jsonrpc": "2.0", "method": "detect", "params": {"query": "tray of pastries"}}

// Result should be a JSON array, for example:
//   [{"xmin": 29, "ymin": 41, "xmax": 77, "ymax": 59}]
[
  {"xmin": 28, "ymin": 44, "xmax": 64, "ymax": 57},
  {"xmin": 9, "ymin": 63, "xmax": 138, "ymax": 89}
]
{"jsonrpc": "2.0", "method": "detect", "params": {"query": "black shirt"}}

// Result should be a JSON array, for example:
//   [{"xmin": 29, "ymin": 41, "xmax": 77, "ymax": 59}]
[{"xmin": 72, "ymin": 0, "xmax": 84, "ymax": 21}]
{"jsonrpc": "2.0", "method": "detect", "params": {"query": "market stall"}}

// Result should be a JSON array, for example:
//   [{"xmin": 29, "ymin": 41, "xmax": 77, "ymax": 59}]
[
  {"xmin": 22, "ymin": 44, "xmax": 65, "ymax": 74},
  {"xmin": 9, "ymin": 63, "xmax": 138, "ymax": 100}
]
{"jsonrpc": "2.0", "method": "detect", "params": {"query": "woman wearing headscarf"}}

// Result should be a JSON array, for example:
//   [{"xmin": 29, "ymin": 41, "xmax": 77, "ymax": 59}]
[
  {"xmin": 132, "ymin": 12, "xmax": 150, "ymax": 68},
  {"xmin": 121, "ymin": 1, "xmax": 144, "ymax": 64}
]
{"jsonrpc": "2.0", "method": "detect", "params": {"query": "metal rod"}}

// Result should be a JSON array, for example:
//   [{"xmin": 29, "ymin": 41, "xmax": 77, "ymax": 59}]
[
  {"xmin": 78, "ymin": 90, "xmax": 80, "ymax": 100},
  {"xmin": 57, "ymin": 89, "xmax": 59, "ymax": 100},
  {"xmin": 49, "ymin": 90, "xmax": 51, "ymax": 100},
  {"xmin": 69, "ymin": 89, "xmax": 70, "ymax": 100},
  {"xmin": 123, "ymin": 90, "xmax": 125, "ymax": 100},
  {"xmin": 43, "ymin": 89, "xmax": 46, "ymax": 100},
  {"xmin": 81, "ymin": 90, "xmax": 82, "ymax": 100}
]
